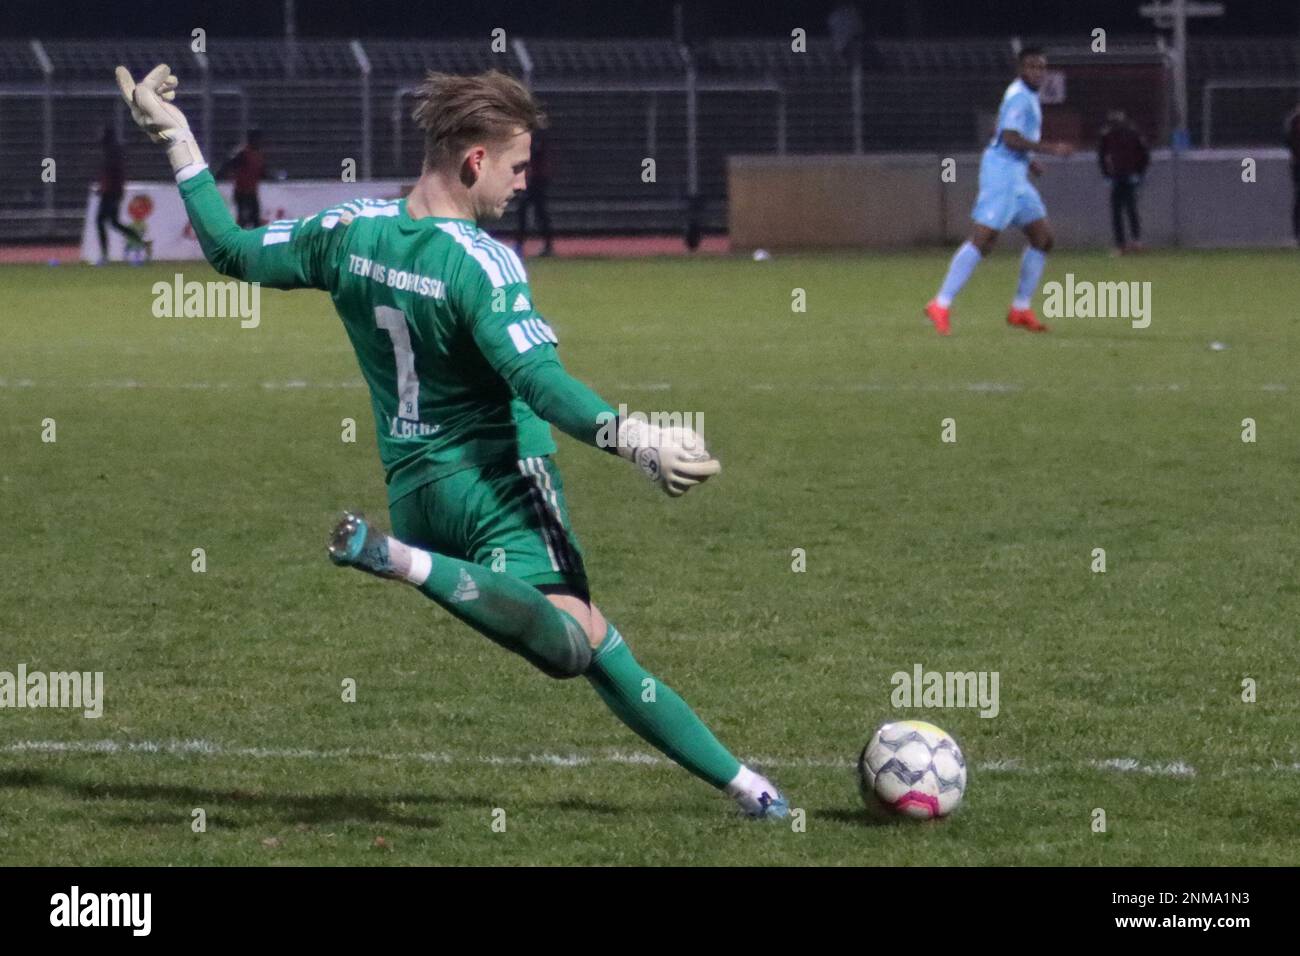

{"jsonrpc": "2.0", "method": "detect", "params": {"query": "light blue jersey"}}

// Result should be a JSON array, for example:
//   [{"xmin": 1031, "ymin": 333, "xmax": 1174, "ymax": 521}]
[
  {"xmin": 988, "ymin": 78, "xmax": 1042, "ymax": 164},
  {"xmin": 972, "ymin": 78, "xmax": 1047, "ymax": 230}
]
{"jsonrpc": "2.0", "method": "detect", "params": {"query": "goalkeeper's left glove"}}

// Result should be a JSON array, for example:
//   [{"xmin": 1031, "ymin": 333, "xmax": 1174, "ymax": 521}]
[
  {"xmin": 114, "ymin": 63, "xmax": 205, "ymax": 175},
  {"xmin": 616, "ymin": 416, "xmax": 721, "ymax": 497}
]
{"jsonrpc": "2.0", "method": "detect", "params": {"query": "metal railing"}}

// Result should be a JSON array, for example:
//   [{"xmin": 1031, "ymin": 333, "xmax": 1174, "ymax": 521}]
[
  {"xmin": 2, "ymin": 35, "xmax": 1296, "ymax": 241},
  {"xmin": 391, "ymin": 77, "xmax": 787, "ymax": 187},
  {"xmin": 1202, "ymin": 79, "xmax": 1300, "ymax": 146},
  {"xmin": 0, "ymin": 83, "xmax": 248, "ymax": 224}
]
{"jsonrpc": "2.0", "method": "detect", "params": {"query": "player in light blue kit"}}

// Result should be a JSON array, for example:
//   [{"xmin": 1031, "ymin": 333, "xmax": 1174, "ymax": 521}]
[{"xmin": 925, "ymin": 48, "xmax": 1072, "ymax": 335}]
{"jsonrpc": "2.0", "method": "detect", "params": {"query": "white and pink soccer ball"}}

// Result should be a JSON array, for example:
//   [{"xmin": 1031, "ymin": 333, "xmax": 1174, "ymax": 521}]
[{"xmin": 858, "ymin": 720, "xmax": 967, "ymax": 819}]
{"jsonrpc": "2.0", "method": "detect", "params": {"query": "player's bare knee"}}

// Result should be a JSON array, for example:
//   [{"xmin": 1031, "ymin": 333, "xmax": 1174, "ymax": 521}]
[
  {"xmin": 584, "ymin": 603, "xmax": 609, "ymax": 650},
  {"xmin": 971, "ymin": 230, "xmax": 998, "ymax": 256},
  {"xmin": 1026, "ymin": 223, "xmax": 1054, "ymax": 253},
  {"xmin": 544, "ymin": 592, "xmax": 607, "ymax": 657}
]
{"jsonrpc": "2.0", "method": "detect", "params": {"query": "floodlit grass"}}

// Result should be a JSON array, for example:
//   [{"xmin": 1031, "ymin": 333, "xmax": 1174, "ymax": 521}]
[{"xmin": 2, "ymin": 249, "xmax": 1298, "ymax": 864}]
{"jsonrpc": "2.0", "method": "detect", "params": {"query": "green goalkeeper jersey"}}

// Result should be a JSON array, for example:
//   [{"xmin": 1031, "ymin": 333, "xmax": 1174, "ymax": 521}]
[{"xmin": 179, "ymin": 169, "xmax": 616, "ymax": 503}]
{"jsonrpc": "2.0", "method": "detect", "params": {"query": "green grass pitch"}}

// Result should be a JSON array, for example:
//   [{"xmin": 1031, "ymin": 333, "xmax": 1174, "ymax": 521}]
[{"xmin": 1, "ymin": 249, "xmax": 1298, "ymax": 865}]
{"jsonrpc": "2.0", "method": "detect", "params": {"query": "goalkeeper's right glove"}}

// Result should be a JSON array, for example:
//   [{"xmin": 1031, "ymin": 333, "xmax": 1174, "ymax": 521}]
[
  {"xmin": 114, "ymin": 63, "xmax": 205, "ymax": 175},
  {"xmin": 616, "ymin": 416, "xmax": 721, "ymax": 497}
]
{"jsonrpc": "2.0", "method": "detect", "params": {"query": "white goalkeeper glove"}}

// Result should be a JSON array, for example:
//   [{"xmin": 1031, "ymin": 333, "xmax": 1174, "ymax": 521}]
[
  {"xmin": 616, "ymin": 417, "xmax": 721, "ymax": 497},
  {"xmin": 114, "ymin": 63, "xmax": 205, "ymax": 175}
]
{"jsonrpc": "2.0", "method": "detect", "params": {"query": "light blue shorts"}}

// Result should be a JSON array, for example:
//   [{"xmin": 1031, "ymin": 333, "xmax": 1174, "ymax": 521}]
[{"xmin": 971, "ymin": 153, "xmax": 1047, "ymax": 230}]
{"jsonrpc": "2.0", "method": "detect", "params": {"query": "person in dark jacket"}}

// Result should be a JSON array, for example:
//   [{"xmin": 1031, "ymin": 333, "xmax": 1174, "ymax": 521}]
[
  {"xmin": 1098, "ymin": 110, "xmax": 1150, "ymax": 254},
  {"xmin": 94, "ymin": 126, "xmax": 137, "ymax": 263},
  {"xmin": 217, "ymin": 129, "xmax": 267, "ymax": 229}
]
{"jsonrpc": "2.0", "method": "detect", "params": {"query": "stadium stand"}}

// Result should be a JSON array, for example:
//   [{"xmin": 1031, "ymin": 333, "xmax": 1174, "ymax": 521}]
[{"xmin": 0, "ymin": 36, "xmax": 1296, "ymax": 241}]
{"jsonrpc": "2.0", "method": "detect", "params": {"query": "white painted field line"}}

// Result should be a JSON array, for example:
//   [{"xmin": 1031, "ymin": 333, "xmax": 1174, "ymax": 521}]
[
  {"xmin": 5, "ymin": 739, "xmax": 1295, "ymax": 778},
  {"xmin": 0, "ymin": 379, "xmax": 369, "ymax": 390},
  {"xmin": 1089, "ymin": 758, "xmax": 1197, "ymax": 778},
  {"xmin": 0, "ymin": 378, "xmax": 1290, "ymax": 394},
  {"xmin": 3, "ymin": 738, "xmax": 852, "ymax": 769}
]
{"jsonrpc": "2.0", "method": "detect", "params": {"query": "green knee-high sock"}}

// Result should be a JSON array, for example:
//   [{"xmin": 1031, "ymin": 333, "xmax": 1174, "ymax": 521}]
[
  {"xmin": 412, "ymin": 554, "xmax": 591, "ymax": 679},
  {"xmin": 585, "ymin": 623, "xmax": 742, "ymax": 789}
]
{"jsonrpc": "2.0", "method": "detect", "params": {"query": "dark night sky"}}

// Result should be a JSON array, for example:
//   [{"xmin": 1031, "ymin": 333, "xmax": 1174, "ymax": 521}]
[{"xmin": 4, "ymin": 0, "xmax": 1299, "ymax": 38}]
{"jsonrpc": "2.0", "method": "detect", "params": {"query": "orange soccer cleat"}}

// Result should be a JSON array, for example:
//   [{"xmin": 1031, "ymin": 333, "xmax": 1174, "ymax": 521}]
[
  {"xmin": 924, "ymin": 299, "xmax": 952, "ymax": 336},
  {"xmin": 1007, "ymin": 307, "xmax": 1049, "ymax": 332}
]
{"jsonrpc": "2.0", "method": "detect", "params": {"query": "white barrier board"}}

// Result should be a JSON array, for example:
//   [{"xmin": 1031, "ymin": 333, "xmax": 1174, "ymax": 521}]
[{"xmin": 81, "ymin": 178, "xmax": 411, "ymax": 262}]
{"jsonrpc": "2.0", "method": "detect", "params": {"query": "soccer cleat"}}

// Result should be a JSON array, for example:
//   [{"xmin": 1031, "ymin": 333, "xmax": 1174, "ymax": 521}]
[
  {"xmin": 923, "ymin": 299, "xmax": 951, "ymax": 336},
  {"xmin": 752, "ymin": 789, "xmax": 790, "ymax": 820},
  {"xmin": 1007, "ymin": 307, "xmax": 1049, "ymax": 332},
  {"xmin": 733, "ymin": 772, "xmax": 790, "ymax": 820},
  {"xmin": 328, "ymin": 511, "xmax": 398, "ymax": 579}
]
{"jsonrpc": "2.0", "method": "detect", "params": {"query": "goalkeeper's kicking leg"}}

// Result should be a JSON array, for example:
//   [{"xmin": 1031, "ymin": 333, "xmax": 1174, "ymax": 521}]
[{"xmin": 328, "ymin": 507, "xmax": 787, "ymax": 819}]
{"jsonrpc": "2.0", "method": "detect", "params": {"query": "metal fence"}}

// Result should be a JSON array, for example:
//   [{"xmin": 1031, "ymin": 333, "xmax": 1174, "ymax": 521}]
[
  {"xmin": 1, "ymin": 35, "xmax": 1295, "ymax": 241},
  {"xmin": 1202, "ymin": 80, "xmax": 1300, "ymax": 146}
]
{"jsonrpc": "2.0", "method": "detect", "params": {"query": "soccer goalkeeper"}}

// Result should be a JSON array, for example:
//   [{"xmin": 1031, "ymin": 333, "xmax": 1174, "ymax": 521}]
[{"xmin": 115, "ymin": 64, "xmax": 787, "ymax": 818}]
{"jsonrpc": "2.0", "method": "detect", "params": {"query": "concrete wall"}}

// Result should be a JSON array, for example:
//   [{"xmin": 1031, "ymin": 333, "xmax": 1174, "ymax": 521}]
[{"xmin": 729, "ymin": 149, "xmax": 1295, "ymax": 250}]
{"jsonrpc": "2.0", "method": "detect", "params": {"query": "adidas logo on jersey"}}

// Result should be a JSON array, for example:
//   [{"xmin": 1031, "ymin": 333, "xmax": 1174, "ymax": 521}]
[
  {"xmin": 450, "ymin": 568, "xmax": 479, "ymax": 603},
  {"xmin": 512, "ymin": 293, "xmax": 531, "ymax": 313}
]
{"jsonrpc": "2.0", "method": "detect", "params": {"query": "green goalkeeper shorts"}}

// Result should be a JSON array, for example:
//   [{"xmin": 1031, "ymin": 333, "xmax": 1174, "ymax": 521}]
[{"xmin": 389, "ymin": 455, "xmax": 590, "ymax": 597}]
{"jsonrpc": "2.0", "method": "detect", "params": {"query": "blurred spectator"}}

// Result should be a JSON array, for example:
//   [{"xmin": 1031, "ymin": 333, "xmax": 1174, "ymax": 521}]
[
  {"xmin": 1098, "ymin": 110, "xmax": 1149, "ymax": 254},
  {"xmin": 217, "ymin": 129, "xmax": 267, "ymax": 229},
  {"xmin": 94, "ymin": 126, "xmax": 135, "ymax": 263},
  {"xmin": 1286, "ymin": 102, "xmax": 1300, "ymax": 244},
  {"xmin": 515, "ymin": 126, "xmax": 553, "ymax": 258}
]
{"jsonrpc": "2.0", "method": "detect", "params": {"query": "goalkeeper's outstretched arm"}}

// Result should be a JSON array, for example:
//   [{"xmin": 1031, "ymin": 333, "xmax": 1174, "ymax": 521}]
[
  {"xmin": 175, "ymin": 169, "xmax": 344, "ymax": 290},
  {"xmin": 115, "ymin": 63, "xmax": 336, "ymax": 290}
]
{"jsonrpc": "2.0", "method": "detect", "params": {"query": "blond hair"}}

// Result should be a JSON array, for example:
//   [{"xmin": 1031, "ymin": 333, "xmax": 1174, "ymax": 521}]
[{"xmin": 410, "ymin": 70, "xmax": 547, "ymax": 171}]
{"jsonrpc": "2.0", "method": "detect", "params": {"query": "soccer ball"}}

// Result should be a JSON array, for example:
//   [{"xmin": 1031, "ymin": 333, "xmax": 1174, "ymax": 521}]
[{"xmin": 857, "ymin": 720, "xmax": 967, "ymax": 819}]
